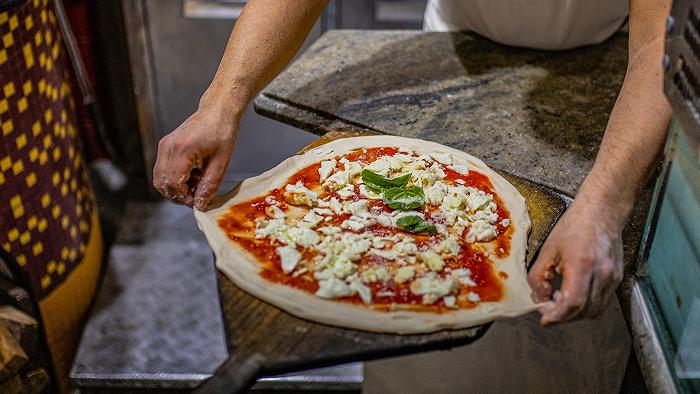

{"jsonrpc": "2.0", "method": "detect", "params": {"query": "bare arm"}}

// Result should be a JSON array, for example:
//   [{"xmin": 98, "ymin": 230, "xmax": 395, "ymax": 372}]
[
  {"xmin": 153, "ymin": 0, "xmax": 328, "ymax": 208},
  {"xmin": 529, "ymin": 0, "xmax": 672, "ymax": 324},
  {"xmin": 582, "ymin": 0, "xmax": 673, "ymax": 227}
]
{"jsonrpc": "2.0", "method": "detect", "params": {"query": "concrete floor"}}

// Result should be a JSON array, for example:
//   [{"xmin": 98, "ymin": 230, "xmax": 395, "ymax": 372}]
[{"xmin": 364, "ymin": 301, "xmax": 631, "ymax": 394}]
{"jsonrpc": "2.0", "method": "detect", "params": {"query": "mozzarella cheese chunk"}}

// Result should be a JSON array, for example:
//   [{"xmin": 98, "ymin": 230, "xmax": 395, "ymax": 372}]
[
  {"xmin": 323, "ymin": 170, "xmax": 349, "ymax": 191},
  {"xmin": 341, "ymin": 233, "xmax": 372, "ymax": 259},
  {"xmin": 452, "ymin": 268, "xmax": 477, "ymax": 287},
  {"xmin": 276, "ymin": 245, "xmax": 300, "ymax": 274},
  {"xmin": 348, "ymin": 276, "xmax": 373, "ymax": 305},
  {"xmin": 375, "ymin": 213, "xmax": 394, "ymax": 227},
  {"xmin": 330, "ymin": 257, "xmax": 356, "ymax": 279},
  {"xmin": 341, "ymin": 219, "xmax": 365, "ymax": 231},
  {"xmin": 469, "ymin": 210, "xmax": 499, "ymax": 223},
  {"xmin": 443, "ymin": 295, "xmax": 457, "ymax": 308},
  {"xmin": 312, "ymin": 207, "xmax": 334, "ymax": 216},
  {"xmin": 316, "ymin": 277, "xmax": 353, "ymax": 299},
  {"xmin": 284, "ymin": 181, "xmax": 318, "ymax": 207},
  {"xmin": 255, "ymin": 218, "xmax": 292, "ymax": 244},
  {"xmin": 371, "ymin": 248, "xmax": 398, "ymax": 260},
  {"xmin": 412, "ymin": 162, "xmax": 447, "ymax": 188},
  {"xmin": 465, "ymin": 189, "xmax": 493, "ymax": 211},
  {"xmin": 430, "ymin": 152, "xmax": 453, "ymax": 166},
  {"xmin": 467, "ymin": 292, "xmax": 481, "ymax": 302},
  {"xmin": 409, "ymin": 273, "xmax": 457, "ymax": 305},
  {"xmin": 361, "ymin": 266, "xmax": 390, "ymax": 283},
  {"xmin": 448, "ymin": 163, "xmax": 470, "ymax": 174},
  {"xmin": 418, "ymin": 251, "xmax": 444, "ymax": 271},
  {"xmin": 339, "ymin": 157, "xmax": 363, "ymax": 178},
  {"xmin": 336, "ymin": 184, "xmax": 355, "ymax": 199},
  {"xmin": 425, "ymin": 181, "xmax": 448, "ymax": 206},
  {"xmin": 298, "ymin": 211, "xmax": 323, "ymax": 228},
  {"xmin": 328, "ymin": 197, "xmax": 343, "ymax": 214},
  {"xmin": 438, "ymin": 236, "xmax": 461, "ymax": 256},
  {"xmin": 287, "ymin": 227, "xmax": 321, "ymax": 247},
  {"xmin": 393, "ymin": 238, "xmax": 418, "ymax": 256},
  {"xmin": 467, "ymin": 219, "xmax": 498, "ymax": 242},
  {"xmin": 344, "ymin": 199, "xmax": 370, "ymax": 217},
  {"xmin": 394, "ymin": 266, "xmax": 416, "ymax": 284},
  {"xmin": 318, "ymin": 159, "xmax": 337, "ymax": 182},
  {"xmin": 265, "ymin": 205, "xmax": 285, "ymax": 219},
  {"xmin": 402, "ymin": 157, "xmax": 428, "ymax": 172},
  {"xmin": 366, "ymin": 156, "xmax": 402, "ymax": 176},
  {"xmin": 317, "ymin": 226, "xmax": 341, "ymax": 235},
  {"xmin": 264, "ymin": 196, "xmax": 278, "ymax": 205}
]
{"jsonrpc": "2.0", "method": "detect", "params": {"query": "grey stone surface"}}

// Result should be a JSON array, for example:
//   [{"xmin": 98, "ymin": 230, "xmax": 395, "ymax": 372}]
[{"xmin": 257, "ymin": 30, "xmax": 628, "ymax": 197}]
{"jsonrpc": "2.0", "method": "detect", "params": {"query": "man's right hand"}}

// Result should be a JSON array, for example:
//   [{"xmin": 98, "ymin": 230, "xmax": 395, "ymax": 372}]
[
  {"xmin": 152, "ymin": 0, "xmax": 328, "ymax": 209},
  {"xmin": 153, "ymin": 108, "xmax": 238, "ymax": 210}
]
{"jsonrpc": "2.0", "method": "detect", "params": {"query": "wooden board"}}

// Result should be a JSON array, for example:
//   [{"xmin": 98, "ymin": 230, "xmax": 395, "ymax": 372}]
[{"xmin": 197, "ymin": 131, "xmax": 567, "ymax": 393}]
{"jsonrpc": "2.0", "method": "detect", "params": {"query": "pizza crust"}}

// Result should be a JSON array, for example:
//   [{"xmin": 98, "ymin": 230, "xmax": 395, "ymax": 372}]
[{"xmin": 195, "ymin": 136, "xmax": 537, "ymax": 334}]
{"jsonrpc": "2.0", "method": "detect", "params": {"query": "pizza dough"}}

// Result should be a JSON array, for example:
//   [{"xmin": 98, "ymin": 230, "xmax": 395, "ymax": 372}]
[{"xmin": 195, "ymin": 136, "xmax": 537, "ymax": 334}]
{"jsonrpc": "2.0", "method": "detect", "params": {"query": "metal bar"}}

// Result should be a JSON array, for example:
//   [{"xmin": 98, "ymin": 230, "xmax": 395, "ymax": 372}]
[
  {"xmin": 629, "ymin": 279, "xmax": 679, "ymax": 394},
  {"xmin": 121, "ymin": 0, "xmax": 161, "ymax": 189}
]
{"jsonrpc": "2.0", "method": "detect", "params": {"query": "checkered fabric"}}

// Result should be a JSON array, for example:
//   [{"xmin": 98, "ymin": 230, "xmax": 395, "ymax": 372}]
[{"xmin": 0, "ymin": 0, "xmax": 94, "ymax": 299}]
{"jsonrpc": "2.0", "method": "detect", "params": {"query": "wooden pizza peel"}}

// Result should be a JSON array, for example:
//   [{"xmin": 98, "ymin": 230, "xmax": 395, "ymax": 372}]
[{"xmin": 195, "ymin": 130, "xmax": 567, "ymax": 393}]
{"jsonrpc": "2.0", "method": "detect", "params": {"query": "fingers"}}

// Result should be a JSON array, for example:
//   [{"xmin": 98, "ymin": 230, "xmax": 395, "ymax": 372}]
[
  {"xmin": 581, "ymin": 257, "xmax": 622, "ymax": 318},
  {"xmin": 527, "ymin": 244, "xmax": 559, "ymax": 303},
  {"xmin": 153, "ymin": 134, "xmax": 197, "ymax": 206},
  {"xmin": 539, "ymin": 262, "xmax": 593, "ymax": 326},
  {"xmin": 194, "ymin": 153, "xmax": 230, "ymax": 211}
]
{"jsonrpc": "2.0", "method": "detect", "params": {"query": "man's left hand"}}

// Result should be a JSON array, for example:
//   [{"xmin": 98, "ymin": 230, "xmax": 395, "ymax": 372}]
[{"xmin": 527, "ymin": 198, "xmax": 625, "ymax": 325}]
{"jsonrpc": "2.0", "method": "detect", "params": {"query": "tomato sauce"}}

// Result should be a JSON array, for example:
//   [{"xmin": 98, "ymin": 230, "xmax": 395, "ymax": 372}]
[
  {"xmin": 344, "ymin": 147, "xmax": 399, "ymax": 163},
  {"xmin": 217, "ymin": 146, "xmax": 512, "ymax": 313}
]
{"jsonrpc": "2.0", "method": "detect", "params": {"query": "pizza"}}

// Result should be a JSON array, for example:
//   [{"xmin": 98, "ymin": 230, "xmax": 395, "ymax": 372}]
[{"xmin": 195, "ymin": 136, "xmax": 537, "ymax": 334}]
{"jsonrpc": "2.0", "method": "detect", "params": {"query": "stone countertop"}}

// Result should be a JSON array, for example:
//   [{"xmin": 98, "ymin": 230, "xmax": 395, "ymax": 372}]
[
  {"xmin": 255, "ymin": 29, "xmax": 650, "ymax": 271},
  {"xmin": 256, "ymin": 30, "xmax": 627, "ymax": 197}
]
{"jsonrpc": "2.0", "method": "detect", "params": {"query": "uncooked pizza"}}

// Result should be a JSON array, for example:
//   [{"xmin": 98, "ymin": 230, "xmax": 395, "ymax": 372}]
[{"xmin": 195, "ymin": 136, "xmax": 537, "ymax": 334}]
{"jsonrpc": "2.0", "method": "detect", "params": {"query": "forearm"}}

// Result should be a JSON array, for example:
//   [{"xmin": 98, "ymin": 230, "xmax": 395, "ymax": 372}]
[
  {"xmin": 199, "ymin": 0, "xmax": 328, "ymax": 120},
  {"xmin": 576, "ymin": 33, "xmax": 671, "ymax": 227}
]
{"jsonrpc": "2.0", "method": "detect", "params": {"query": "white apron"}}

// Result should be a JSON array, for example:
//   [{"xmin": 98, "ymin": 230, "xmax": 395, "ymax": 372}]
[{"xmin": 424, "ymin": 0, "xmax": 629, "ymax": 50}]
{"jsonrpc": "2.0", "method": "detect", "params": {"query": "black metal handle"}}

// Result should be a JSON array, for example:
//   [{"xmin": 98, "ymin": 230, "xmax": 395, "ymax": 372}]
[{"xmin": 193, "ymin": 353, "xmax": 265, "ymax": 394}]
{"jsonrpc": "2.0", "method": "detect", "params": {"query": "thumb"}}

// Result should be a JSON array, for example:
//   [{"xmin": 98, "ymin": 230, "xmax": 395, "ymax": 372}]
[{"xmin": 194, "ymin": 153, "xmax": 230, "ymax": 211}]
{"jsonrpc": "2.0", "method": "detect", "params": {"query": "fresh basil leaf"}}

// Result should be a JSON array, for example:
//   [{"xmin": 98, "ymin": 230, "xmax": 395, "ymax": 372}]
[
  {"xmin": 364, "ymin": 179, "xmax": 385, "ymax": 194},
  {"xmin": 396, "ymin": 215, "xmax": 422, "ymax": 229},
  {"xmin": 395, "ymin": 214, "xmax": 436, "ymax": 234},
  {"xmin": 410, "ymin": 222, "xmax": 437, "ymax": 234},
  {"xmin": 383, "ymin": 187, "xmax": 424, "ymax": 210},
  {"xmin": 361, "ymin": 170, "xmax": 410, "ymax": 190}
]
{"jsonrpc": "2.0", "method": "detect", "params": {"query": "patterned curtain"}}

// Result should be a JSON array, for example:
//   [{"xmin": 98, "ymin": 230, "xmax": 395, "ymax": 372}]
[{"xmin": 0, "ymin": 0, "xmax": 102, "ymax": 390}]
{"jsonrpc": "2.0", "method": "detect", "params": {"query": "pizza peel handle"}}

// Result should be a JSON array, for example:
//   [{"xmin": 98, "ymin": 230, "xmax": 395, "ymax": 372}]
[{"xmin": 193, "ymin": 353, "xmax": 265, "ymax": 394}]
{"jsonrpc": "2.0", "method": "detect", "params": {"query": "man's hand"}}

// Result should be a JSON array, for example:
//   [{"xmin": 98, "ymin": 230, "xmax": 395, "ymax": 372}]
[
  {"xmin": 153, "ymin": 108, "xmax": 238, "ymax": 210},
  {"xmin": 151, "ymin": 0, "xmax": 327, "ymax": 209},
  {"xmin": 528, "ymin": 197, "xmax": 624, "ymax": 326}
]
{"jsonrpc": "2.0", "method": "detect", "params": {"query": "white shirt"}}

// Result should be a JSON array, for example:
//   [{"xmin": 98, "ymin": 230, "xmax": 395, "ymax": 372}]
[{"xmin": 424, "ymin": 0, "xmax": 629, "ymax": 50}]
